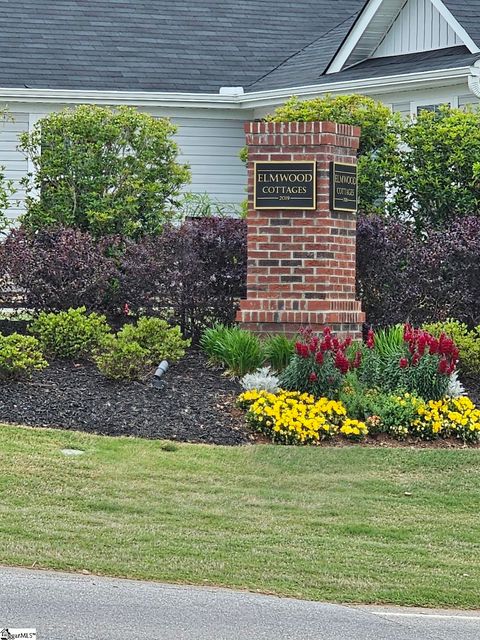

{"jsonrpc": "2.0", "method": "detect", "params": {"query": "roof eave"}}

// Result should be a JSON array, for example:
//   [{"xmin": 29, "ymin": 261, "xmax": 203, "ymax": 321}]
[
  {"xmin": 240, "ymin": 65, "xmax": 474, "ymax": 108},
  {"xmin": 0, "ymin": 66, "xmax": 473, "ymax": 110}
]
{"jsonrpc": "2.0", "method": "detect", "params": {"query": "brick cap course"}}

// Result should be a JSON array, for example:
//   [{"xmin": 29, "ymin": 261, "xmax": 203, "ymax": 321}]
[{"xmin": 244, "ymin": 121, "xmax": 361, "ymax": 139}]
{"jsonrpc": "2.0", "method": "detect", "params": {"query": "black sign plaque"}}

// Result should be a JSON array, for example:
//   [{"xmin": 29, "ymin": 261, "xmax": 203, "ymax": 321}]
[
  {"xmin": 254, "ymin": 161, "xmax": 316, "ymax": 210},
  {"xmin": 330, "ymin": 162, "xmax": 358, "ymax": 213}
]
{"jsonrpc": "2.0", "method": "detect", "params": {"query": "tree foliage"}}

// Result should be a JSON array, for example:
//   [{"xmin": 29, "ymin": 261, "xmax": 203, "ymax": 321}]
[
  {"xmin": 387, "ymin": 105, "xmax": 480, "ymax": 230},
  {"xmin": 19, "ymin": 105, "xmax": 190, "ymax": 237}
]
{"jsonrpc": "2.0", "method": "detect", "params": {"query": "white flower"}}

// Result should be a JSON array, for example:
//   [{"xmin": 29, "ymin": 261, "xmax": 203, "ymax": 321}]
[
  {"xmin": 447, "ymin": 371, "xmax": 466, "ymax": 398},
  {"xmin": 241, "ymin": 367, "xmax": 280, "ymax": 393}
]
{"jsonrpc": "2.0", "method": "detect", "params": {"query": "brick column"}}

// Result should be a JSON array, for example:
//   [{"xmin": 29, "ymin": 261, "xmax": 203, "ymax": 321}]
[{"xmin": 236, "ymin": 120, "xmax": 365, "ymax": 339}]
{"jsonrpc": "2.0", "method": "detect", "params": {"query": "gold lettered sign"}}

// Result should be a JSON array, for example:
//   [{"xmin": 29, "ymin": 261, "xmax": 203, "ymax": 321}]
[
  {"xmin": 330, "ymin": 162, "xmax": 358, "ymax": 212},
  {"xmin": 254, "ymin": 161, "xmax": 316, "ymax": 210}
]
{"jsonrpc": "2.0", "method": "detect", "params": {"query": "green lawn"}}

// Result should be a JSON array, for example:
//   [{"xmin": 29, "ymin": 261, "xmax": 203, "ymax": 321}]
[{"xmin": 0, "ymin": 424, "xmax": 479, "ymax": 608}]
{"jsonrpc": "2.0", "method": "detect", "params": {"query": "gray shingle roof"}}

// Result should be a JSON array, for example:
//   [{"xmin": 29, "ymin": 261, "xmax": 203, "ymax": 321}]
[
  {"xmin": 0, "ymin": 0, "xmax": 364, "ymax": 93},
  {"xmin": 249, "ymin": 14, "xmax": 359, "ymax": 91},
  {"xmin": 443, "ymin": 1, "xmax": 480, "ymax": 49},
  {"xmin": 1, "ymin": 1, "xmax": 479, "ymax": 94},
  {"xmin": 315, "ymin": 46, "xmax": 480, "ymax": 87}
]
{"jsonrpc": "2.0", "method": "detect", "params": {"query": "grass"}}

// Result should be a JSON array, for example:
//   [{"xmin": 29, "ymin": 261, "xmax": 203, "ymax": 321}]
[{"xmin": 0, "ymin": 424, "xmax": 479, "ymax": 608}]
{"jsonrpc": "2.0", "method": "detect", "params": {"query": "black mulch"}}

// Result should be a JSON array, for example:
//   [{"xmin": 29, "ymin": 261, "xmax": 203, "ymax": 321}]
[{"xmin": 0, "ymin": 350, "xmax": 253, "ymax": 445}]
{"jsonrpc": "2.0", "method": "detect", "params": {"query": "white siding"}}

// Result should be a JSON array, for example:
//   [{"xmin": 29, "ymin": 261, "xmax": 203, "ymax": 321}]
[
  {"xmin": 0, "ymin": 112, "xmax": 28, "ymax": 221},
  {"xmin": 0, "ymin": 105, "xmax": 249, "ymax": 220},
  {"xmin": 172, "ymin": 116, "xmax": 246, "ymax": 203},
  {"xmin": 373, "ymin": 0, "xmax": 462, "ymax": 58},
  {"xmin": 458, "ymin": 94, "xmax": 480, "ymax": 110},
  {"xmin": 391, "ymin": 101, "xmax": 412, "ymax": 118}
]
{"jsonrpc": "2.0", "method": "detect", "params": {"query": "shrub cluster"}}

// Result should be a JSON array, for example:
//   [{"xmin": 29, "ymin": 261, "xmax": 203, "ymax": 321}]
[
  {"xmin": 357, "ymin": 215, "xmax": 480, "ymax": 327},
  {"xmin": 0, "ymin": 306, "xmax": 190, "ymax": 383},
  {"xmin": 96, "ymin": 317, "xmax": 190, "ymax": 381},
  {"xmin": 0, "ymin": 227, "xmax": 118, "ymax": 314},
  {"xmin": 29, "ymin": 307, "xmax": 111, "ymax": 359},
  {"xmin": 119, "ymin": 219, "xmax": 247, "ymax": 341},
  {"xmin": 0, "ymin": 333, "xmax": 47, "ymax": 379},
  {"xmin": 0, "ymin": 219, "xmax": 246, "ymax": 340},
  {"xmin": 19, "ymin": 105, "xmax": 190, "ymax": 237}
]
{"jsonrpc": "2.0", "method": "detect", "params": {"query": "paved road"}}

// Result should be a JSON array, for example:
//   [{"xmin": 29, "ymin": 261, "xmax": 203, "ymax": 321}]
[{"xmin": 1, "ymin": 566, "xmax": 479, "ymax": 640}]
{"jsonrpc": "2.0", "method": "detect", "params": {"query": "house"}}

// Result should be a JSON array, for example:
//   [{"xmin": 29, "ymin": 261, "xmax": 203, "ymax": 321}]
[{"xmin": 2, "ymin": 0, "xmax": 480, "ymax": 219}]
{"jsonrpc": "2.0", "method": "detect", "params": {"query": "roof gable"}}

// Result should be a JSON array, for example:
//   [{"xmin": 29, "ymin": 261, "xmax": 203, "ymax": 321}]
[
  {"xmin": 373, "ymin": 0, "xmax": 462, "ymax": 58},
  {"xmin": 327, "ymin": 0, "xmax": 479, "ymax": 74}
]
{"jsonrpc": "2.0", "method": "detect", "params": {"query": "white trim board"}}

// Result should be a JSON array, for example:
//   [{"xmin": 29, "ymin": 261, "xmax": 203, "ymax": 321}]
[
  {"xmin": 326, "ymin": 0, "xmax": 479, "ymax": 74},
  {"xmin": 0, "ymin": 65, "xmax": 474, "ymax": 111}
]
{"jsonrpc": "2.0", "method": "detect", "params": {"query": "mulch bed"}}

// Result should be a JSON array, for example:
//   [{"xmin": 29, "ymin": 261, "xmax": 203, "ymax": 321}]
[
  {"xmin": 0, "ymin": 350, "xmax": 252, "ymax": 445},
  {"xmin": 0, "ymin": 316, "xmax": 479, "ymax": 447}
]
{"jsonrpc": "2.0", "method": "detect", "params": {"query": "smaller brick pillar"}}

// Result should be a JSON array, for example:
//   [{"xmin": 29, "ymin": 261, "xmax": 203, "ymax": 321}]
[{"xmin": 236, "ymin": 120, "xmax": 365, "ymax": 338}]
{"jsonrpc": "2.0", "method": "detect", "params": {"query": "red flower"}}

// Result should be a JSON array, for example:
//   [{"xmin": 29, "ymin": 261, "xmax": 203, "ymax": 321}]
[
  {"xmin": 323, "ymin": 326, "xmax": 331, "ymax": 336},
  {"xmin": 343, "ymin": 337, "xmax": 352, "ymax": 349},
  {"xmin": 295, "ymin": 342, "xmax": 310, "ymax": 359},
  {"xmin": 366, "ymin": 328, "xmax": 375, "ymax": 349},
  {"xmin": 438, "ymin": 333, "xmax": 454, "ymax": 356},
  {"xmin": 335, "ymin": 350, "xmax": 349, "ymax": 374},
  {"xmin": 352, "ymin": 351, "xmax": 362, "ymax": 369},
  {"xmin": 399, "ymin": 357, "xmax": 409, "ymax": 369},
  {"xmin": 403, "ymin": 324, "xmax": 413, "ymax": 343},
  {"xmin": 412, "ymin": 352, "xmax": 420, "ymax": 366},
  {"xmin": 429, "ymin": 338, "xmax": 439, "ymax": 355},
  {"xmin": 417, "ymin": 333, "xmax": 427, "ymax": 356},
  {"xmin": 123, "ymin": 303, "xmax": 131, "ymax": 316},
  {"xmin": 438, "ymin": 359, "xmax": 448, "ymax": 375},
  {"xmin": 315, "ymin": 351, "xmax": 324, "ymax": 365},
  {"xmin": 309, "ymin": 372, "xmax": 318, "ymax": 382}
]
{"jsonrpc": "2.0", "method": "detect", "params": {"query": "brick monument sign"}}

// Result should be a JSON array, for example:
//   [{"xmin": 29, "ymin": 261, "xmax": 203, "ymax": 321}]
[{"xmin": 236, "ymin": 120, "xmax": 365, "ymax": 338}]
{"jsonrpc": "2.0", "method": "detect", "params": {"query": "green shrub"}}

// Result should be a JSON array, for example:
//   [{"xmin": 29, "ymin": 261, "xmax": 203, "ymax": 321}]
[
  {"xmin": 263, "ymin": 334, "xmax": 295, "ymax": 372},
  {"xmin": 29, "ymin": 307, "xmax": 112, "ymax": 359},
  {"xmin": 0, "ymin": 333, "xmax": 48, "ymax": 379},
  {"xmin": 388, "ymin": 105, "xmax": 480, "ymax": 231},
  {"xmin": 19, "ymin": 105, "xmax": 190, "ymax": 237},
  {"xmin": 338, "ymin": 375, "xmax": 380, "ymax": 423},
  {"xmin": 422, "ymin": 319, "xmax": 480, "ymax": 378},
  {"xmin": 95, "ymin": 338, "xmax": 151, "ymax": 381},
  {"xmin": 200, "ymin": 325, "xmax": 264, "ymax": 376},
  {"xmin": 95, "ymin": 317, "xmax": 190, "ymax": 381},
  {"xmin": 117, "ymin": 317, "xmax": 190, "ymax": 364}
]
